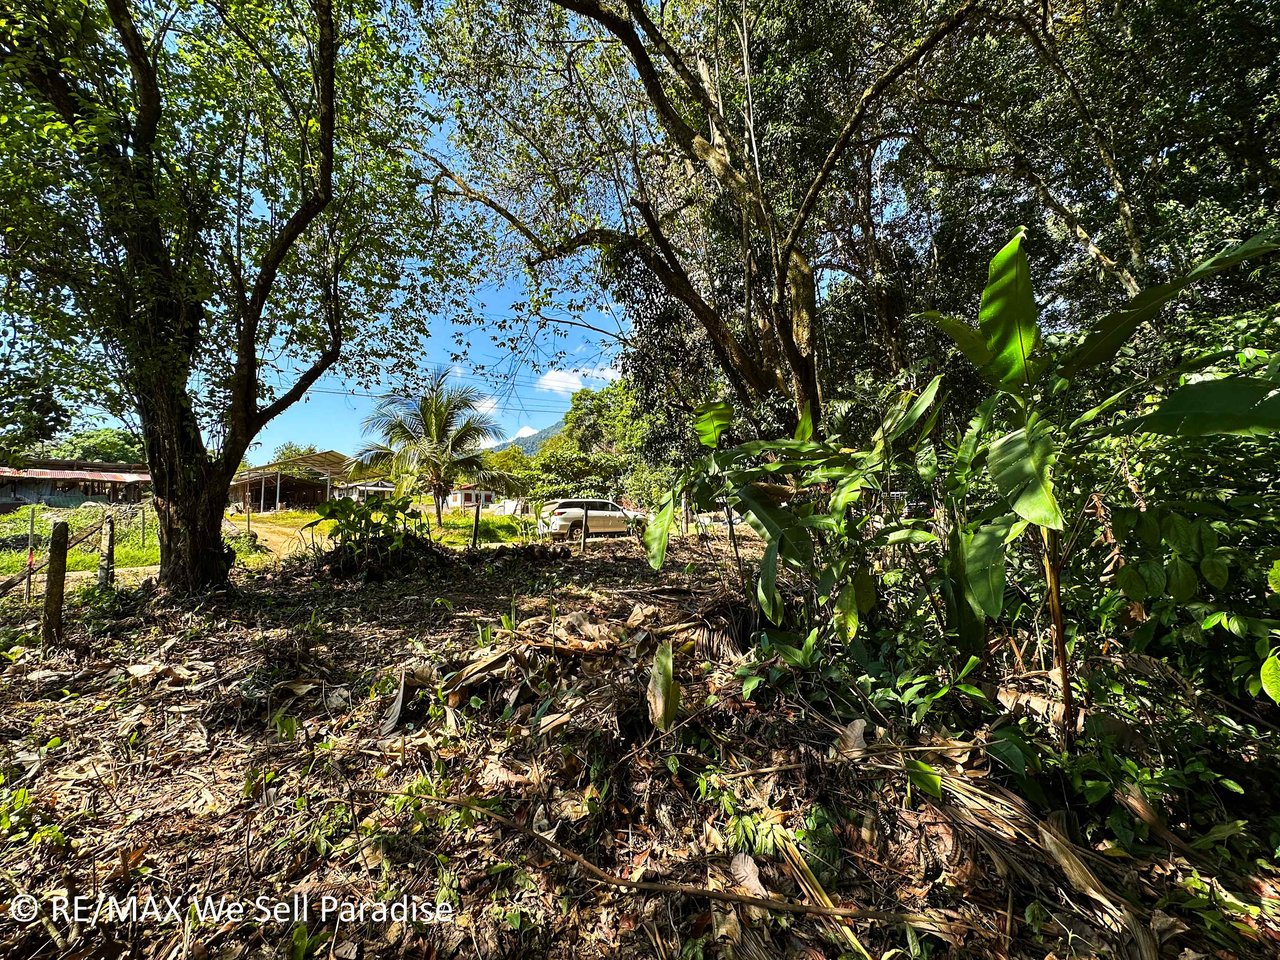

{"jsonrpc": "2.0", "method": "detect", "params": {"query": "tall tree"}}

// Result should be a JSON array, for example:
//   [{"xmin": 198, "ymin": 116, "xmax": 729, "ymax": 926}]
[
  {"xmin": 0, "ymin": 0, "xmax": 461, "ymax": 588},
  {"xmin": 0, "ymin": 370, "xmax": 71, "ymax": 466},
  {"xmin": 424, "ymin": 0, "xmax": 979, "ymax": 429},
  {"xmin": 427, "ymin": 0, "xmax": 1278, "ymax": 442},
  {"xmin": 44, "ymin": 428, "xmax": 144, "ymax": 463},
  {"xmin": 353, "ymin": 370, "xmax": 502, "ymax": 525}
]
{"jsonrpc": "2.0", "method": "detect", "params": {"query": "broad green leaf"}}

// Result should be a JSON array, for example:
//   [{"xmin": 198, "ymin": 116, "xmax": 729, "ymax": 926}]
[
  {"xmin": 643, "ymin": 493, "xmax": 677, "ymax": 569},
  {"xmin": 1139, "ymin": 559, "xmax": 1167, "ymax": 597},
  {"xmin": 878, "ymin": 527, "xmax": 939, "ymax": 546},
  {"xmin": 949, "ymin": 395, "xmax": 998, "ymax": 491},
  {"xmin": 1115, "ymin": 563, "xmax": 1148, "ymax": 600},
  {"xmin": 1196, "ymin": 523, "xmax": 1220, "ymax": 557},
  {"xmin": 987, "ymin": 419, "xmax": 1064, "ymax": 530},
  {"xmin": 793, "ymin": 401, "xmax": 814, "ymax": 442},
  {"xmin": 987, "ymin": 736, "xmax": 1027, "ymax": 776},
  {"xmin": 904, "ymin": 758, "xmax": 943, "ymax": 798},
  {"xmin": 1068, "ymin": 348, "xmax": 1237, "ymax": 432},
  {"xmin": 1111, "ymin": 507, "xmax": 1138, "ymax": 543},
  {"xmin": 1269, "ymin": 559, "xmax": 1280, "ymax": 595},
  {"xmin": 1167, "ymin": 557, "xmax": 1197, "ymax": 603},
  {"xmin": 853, "ymin": 565, "xmax": 877, "ymax": 614},
  {"xmin": 915, "ymin": 441, "xmax": 939, "ymax": 482},
  {"xmin": 733, "ymin": 485, "xmax": 813, "ymax": 565},
  {"xmin": 646, "ymin": 642, "xmax": 679, "ymax": 732},
  {"xmin": 693, "ymin": 400, "xmax": 733, "ymax": 448},
  {"xmin": 773, "ymin": 628, "xmax": 818, "ymax": 668},
  {"xmin": 978, "ymin": 229, "xmax": 1042, "ymax": 391},
  {"xmin": 757, "ymin": 541, "xmax": 783, "ymax": 625},
  {"xmin": 943, "ymin": 524, "xmax": 987, "ymax": 656},
  {"xmin": 885, "ymin": 375, "xmax": 943, "ymax": 441},
  {"xmin": 1135, "ymin": 511, "xmax": 1162, "ymax": 549},
  {"xmin": 924, "ymin": 312, "xmax": 993, "ymax": 369},
  {"xmin": 1065, "ymin": 228, "xmax": 1280, "ymax": 377},
  {"xmin": 1116, "ymin": 377, "xmax": 1280, "ymax": 437},
  {"xmin": 965, "ymin": 514, "xmax": 1018, "ymax": 618},
  {"xmin": 1261, "ymin": 655, "xmax": 1280, "ymax": 705},
  {"xmin": 831, "ymin": 472, "xmax": 871, "ymax": 515},
  {"xmin": 1162, "ymin": 513, "xmax": 1196, "ymax": 556},
  {"xmin": 834, "ymin": 581, "xmax": 860, "ymax": 640},
  {"xmin": 1201, "ymin": 555, "xmax": 1230, "ymax": 590}
]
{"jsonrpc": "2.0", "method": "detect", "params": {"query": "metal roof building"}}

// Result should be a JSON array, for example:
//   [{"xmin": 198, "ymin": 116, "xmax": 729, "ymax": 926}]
[
  {"xmin": 0, "ymin": 460, "xmax": 151, "ymax": 509},
  {"xmin": 230, "ymin": 450, "xmax": 351, "ymax": 512}
]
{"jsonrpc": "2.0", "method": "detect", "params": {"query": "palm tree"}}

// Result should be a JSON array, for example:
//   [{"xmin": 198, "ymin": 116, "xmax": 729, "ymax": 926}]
[{"xmin": 351, "ymin": 370, "xmax": 502, "ymax": 526}]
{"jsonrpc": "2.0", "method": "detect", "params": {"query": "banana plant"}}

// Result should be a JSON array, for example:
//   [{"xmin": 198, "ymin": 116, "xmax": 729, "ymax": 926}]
[{"xmin": 928, "ymin": 226, "xmax": 1280, "ymax": 739}]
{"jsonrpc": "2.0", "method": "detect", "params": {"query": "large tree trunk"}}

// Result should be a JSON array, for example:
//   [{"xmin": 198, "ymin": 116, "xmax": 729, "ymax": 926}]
[
  {"xmin": 135, "ymin": 356, "xmax": 242, "ymax": 592},
  {"xmin": 152, "ymin": 478, "xmax": 235, "ymax": 591}
]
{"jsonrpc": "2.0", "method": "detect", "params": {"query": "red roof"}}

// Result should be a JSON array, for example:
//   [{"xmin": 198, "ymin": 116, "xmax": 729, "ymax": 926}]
[{"xmin": 0, "ymin": 466, "xmax": 150, "ymax": 483}]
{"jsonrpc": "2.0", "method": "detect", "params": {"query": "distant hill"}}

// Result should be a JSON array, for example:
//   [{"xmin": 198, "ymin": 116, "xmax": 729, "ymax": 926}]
[{"xmin": 494, "ymin": 421, "xmax": 562, "ymax": 455}]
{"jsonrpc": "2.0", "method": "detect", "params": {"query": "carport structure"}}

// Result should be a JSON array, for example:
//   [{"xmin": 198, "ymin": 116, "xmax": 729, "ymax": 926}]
[{"xmin": 229, "ymin": 449, "xmax": 351, "ymax": 512}]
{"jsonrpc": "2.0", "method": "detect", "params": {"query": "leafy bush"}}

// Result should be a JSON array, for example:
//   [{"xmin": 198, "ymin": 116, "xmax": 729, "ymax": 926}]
[
  {"xmin": 304, "ymin": 495, "xmax": 426, "ymax": 554},
  {"xmin": 641, "ymin": 230, "xmax": 1280, "ymax": 930}
]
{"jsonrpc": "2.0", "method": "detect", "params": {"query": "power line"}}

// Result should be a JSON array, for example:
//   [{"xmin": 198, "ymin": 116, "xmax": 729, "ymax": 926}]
[{"xmin": 302, "ymin": 386, "xmax": 575, "ymax": 417}]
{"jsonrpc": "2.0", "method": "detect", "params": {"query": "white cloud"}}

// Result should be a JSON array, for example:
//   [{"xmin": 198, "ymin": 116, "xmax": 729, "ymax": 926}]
[
  {"xmin": 476, "ymin": 396, "xmax": 499, "ymax": 416},
  {"xmin": 535, "ymin": 370, "xmax": 585, "ymax": 396},
  {"xmin": 477, "ymin": 435, "xmax": 500, "ymax": 449},
  {"xmin": 512, "ymin": 425, "xmax": 538, "ymax": 439},
  {"xmin": 535, "ymin": 366, "xmax": 620, "ymax": 395}
]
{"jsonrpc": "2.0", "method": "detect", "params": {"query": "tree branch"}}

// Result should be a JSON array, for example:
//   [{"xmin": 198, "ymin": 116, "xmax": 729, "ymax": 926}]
[
  {"xmin": 102, "ymin": 0, "xmax": 161, "ymax": 150},
  {"xmin": 234, "ymin": 0, "xmax": 336, "ymax": 441},
  {"xmin": 778, "ymin": 0, "xmax": 977, "ymax": 269},
  {"xmin": 551, "ymin": 0, "xmax": 767, "ymax": 226}
]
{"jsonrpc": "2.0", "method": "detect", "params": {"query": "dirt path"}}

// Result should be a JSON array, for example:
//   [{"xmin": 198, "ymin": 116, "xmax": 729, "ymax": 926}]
[{"xmin": 248, "ymin": 521, "xmax": 310, "ymax": 556}]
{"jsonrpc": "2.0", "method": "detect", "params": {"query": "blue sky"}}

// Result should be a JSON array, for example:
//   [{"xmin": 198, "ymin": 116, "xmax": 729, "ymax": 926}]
[{"xmin": 245, "ymin": 278, "xmax": 625, "ymax": 464}]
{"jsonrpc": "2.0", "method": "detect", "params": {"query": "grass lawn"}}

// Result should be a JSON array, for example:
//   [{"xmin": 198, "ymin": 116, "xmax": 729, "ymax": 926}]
[
  {"xmin": 238, "ymin": 505, "xmax": 528, "ymax": 550},
  {"xmin": 0, "ymin": 504, "xmax": 161, "ymax": 574},
  {"xmin": 1, "ymin": 502, "xmax": 533, "ymax": 576}
]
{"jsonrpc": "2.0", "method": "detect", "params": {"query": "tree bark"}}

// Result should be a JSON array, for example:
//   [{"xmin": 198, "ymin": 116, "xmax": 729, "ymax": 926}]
[
  {"xmin": 136, "ymin": 359, "xmax": 242, "ymax": 592},
  {"xmin": 152, "ymin": 477, "xmax": 234, "ymax": 591}
]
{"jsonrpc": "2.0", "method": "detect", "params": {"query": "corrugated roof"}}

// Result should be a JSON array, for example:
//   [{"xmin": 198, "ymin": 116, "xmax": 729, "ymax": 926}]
[
  {"xmin": 0, "ymin": 467, "xmax": 150, "ymax": 483},
  {"xmin": 233, "ymin": 449, "xmax": 351, "ymax": 482}
]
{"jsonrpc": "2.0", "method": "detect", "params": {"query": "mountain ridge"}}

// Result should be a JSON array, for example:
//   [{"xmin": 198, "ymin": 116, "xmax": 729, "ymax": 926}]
[{"xmin": 493, "ymin": 420, "xmax": 562, "ymax": 455}]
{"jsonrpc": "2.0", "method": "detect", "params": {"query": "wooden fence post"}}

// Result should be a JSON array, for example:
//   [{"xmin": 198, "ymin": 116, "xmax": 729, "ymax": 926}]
[
  {"xmin": 580, "ymin": 505, "xmax": 589, "ymax": 552},
  {"xmin": 24, "ymin": 506, "xmax": 35, "ymax": 601},
  {"xmin": 98, "ymin": 514, "xmax": 115, "ymax": 589},
  {"xmin": 42, "ymin": 521, "xmax": 69, "ymax": 645},
  {"xmin": 471, "ymin": 498, "xmax": 481, "ymax": 549}
]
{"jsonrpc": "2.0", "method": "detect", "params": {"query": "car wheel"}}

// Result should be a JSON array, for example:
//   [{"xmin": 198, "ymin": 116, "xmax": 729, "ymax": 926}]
[{"xmin": 567, "ymin": 521, "xmax": 583, "ymax": 540}]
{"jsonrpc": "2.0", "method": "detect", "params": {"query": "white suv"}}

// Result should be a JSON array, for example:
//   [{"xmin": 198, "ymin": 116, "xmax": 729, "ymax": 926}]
[{"xmin": 539, "ymin": 499, "xmax": 639, "ymax": 539}]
